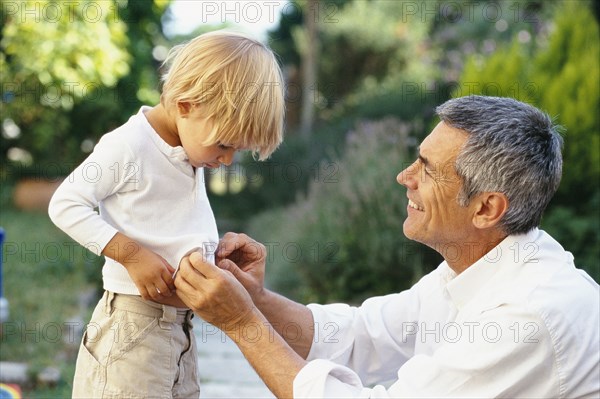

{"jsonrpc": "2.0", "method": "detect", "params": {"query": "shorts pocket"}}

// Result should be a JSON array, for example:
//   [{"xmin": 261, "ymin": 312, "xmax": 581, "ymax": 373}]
[
  {"xmin": 72, "ymin": 330, "xmax": 106, "ymax": 398},
  {"xmin": 103, "ymin": 310, "xmax": 172, "ymax": 398}
]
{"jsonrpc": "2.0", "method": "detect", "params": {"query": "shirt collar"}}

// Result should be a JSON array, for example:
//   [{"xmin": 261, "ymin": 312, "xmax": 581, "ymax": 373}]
[
  {"xmin": 445, "ymin": 228, "xmax": 541, "ymax": 310},
  {"xmin": 138, "ymin": 106, "xmax": 189, "ymax": 163}
]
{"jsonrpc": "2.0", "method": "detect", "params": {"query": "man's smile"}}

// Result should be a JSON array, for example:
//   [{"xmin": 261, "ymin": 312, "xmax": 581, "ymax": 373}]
[{"xmin": 408, "ymin": 198, "xmax": 425, "ymax": 211}]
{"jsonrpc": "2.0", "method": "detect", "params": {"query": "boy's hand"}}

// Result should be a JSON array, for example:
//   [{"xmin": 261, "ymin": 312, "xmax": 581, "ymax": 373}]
[
  {"xmin": 102, "ymin": 232, "xmax": 176, "ymax": 301},
  {"xmin": 123, "ymin": 248, "xmax": 176, "ymax": 301}
]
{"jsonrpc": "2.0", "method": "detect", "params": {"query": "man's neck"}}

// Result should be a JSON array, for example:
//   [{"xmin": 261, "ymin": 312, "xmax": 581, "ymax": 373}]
[{"xmin": 442, "ymin": 230, "xmax": 507, "ymax": 275}]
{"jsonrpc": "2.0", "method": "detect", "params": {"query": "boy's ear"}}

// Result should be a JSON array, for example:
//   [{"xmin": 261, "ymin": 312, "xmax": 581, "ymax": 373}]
[
  {"xmin": 176, "ymin": 101, "xmax": 193, "ymax": 118},
  {"xmin": 472, "ymin": 192, "xmax": 509, "ymax": 229}
]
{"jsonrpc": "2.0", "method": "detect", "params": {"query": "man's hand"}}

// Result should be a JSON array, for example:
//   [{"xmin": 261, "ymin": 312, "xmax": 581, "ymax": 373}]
[
  {"xmin": 175, "ymin": 252, "xmax": 255, "ymax": 332},
  {"xmin": 176, "ymin": 252, "xmax": 306, "ymax": 399},
  {"xmin": 216, "ymin": 232, "xmax": 316, "ymax": 359},
  {"xmin": 215, "ymin": 232, "xmax": 267, "ymax": 301}
]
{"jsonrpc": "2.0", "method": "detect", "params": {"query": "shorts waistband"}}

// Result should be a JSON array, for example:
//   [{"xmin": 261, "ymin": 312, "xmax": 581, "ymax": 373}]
[{"xmin": 103, "ymin": 291, "xmax": 192, "ymax": 324}]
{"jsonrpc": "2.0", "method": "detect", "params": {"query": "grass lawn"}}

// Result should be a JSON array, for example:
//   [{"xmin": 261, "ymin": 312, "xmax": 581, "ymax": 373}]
[{"xmin": 0, "ymin": 207, "xmax": 102, "ymax": 397}]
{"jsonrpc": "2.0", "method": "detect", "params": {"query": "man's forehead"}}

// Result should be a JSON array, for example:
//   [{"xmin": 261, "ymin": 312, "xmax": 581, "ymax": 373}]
[{"xmin": 419, "ymin": 122, "xmax": 467, "ymax": 162}]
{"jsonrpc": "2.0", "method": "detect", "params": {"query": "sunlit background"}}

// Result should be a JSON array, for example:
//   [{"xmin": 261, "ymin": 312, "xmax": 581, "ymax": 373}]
[{"xmin": 1, "ymin": 0, "xmax": 598, "ymax": 397}]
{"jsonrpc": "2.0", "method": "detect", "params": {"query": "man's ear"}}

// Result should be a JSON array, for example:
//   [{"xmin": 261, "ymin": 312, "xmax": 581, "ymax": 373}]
[
  {"xmin": 472, "ymin": 192, "xmax": 509, "ymax": 229},
  {"xmin": 176, "ymin": 101, "xmax": 193, "ymax": 118}
]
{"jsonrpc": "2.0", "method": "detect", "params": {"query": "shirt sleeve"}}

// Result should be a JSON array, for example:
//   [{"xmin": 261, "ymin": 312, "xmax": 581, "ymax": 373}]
[
  {"xmin": 305, "ymin": 272, "xmax": 435, "ymax": 386},
  {"xmin": 48, "ymin": 132, "xmax": 138, "ymax": 255},
  {"xmin": 294, "ymin": 303, "xmax": 557, "ymax": 398}
]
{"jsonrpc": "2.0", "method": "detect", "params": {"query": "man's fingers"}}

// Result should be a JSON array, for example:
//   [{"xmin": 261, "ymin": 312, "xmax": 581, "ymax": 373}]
[
  {"xmin": 179, "ymin": 254, "xmax": 211, "ymax": 285},
  {"xmin": 217, "ymin": 233, "xmax": 266, "ymax": 262},
  {"xmin": 217, "ymin": 233, "xmax": 252, "ymax": 255},
  {"xmin": 188, "ymin": 251, "xmax": 221, "ymax": 278},
  {"xmin": 217, "ymin": 258, "xmax": 235, "ymax": 271},
  {"xmin": 218, "ymin": 259, "xmax": 244, "ymax": 280}
]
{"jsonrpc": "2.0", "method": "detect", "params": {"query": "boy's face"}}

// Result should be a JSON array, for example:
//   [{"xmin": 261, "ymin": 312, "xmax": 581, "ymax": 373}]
[{"xmin": 175, "ymin": 102, "xmax": 239, "ymax": 168}]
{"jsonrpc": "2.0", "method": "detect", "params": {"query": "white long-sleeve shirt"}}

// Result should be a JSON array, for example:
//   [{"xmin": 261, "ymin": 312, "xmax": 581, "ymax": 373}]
[
  {"xmin": 49, "ymin": 106, "xmax": 219, "ymax": 295},
  {"xmin": 295, "ymin": 229, "xmax": 600, "ymax": 398}
]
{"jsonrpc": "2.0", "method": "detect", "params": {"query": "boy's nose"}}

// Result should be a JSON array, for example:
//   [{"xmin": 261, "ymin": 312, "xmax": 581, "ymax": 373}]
[{"xmin": 218, "ymin": 150, "xmax": 235, "ymax": 166}]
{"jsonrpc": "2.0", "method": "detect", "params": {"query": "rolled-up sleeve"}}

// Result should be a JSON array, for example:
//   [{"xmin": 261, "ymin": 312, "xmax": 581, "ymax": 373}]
[
  {"xmin": 293, "ymin": 302, "xmax": 558, "ymax": 398},
  {"xmin": 294, "ymin": 359, "xmax": 363, "ymax": 398},
  {"xmin": 304, "ymin": 277, "xmax": 429, "ymax": 386}
]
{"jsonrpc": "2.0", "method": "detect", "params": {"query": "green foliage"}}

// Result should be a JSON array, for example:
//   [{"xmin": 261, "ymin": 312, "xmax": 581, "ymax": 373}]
[
  {"xmin": 542, "ymin": 191, "xmax": 600, "ymax": 283},
  {"xmin": 1, "ymin": 0, "xmax": 129, "ymax": 167},
  {"xmin": 455, "ymin": 0, "xmax": 599, "ymax": 281},
  {"xmin": 1, "ymin": 0, "xmax": 170, "ymax": 175},
  {"xmin": 247, "ymin": 119, "xmax": 440, "ymax": 303},
  {"xmin": 458, "ymin": 41, "xmax": 537, "ymax": 102},
  {"xmin": 268, "ymin": 0, "xmax": 436, "ymax": 126},
  {"xmin": 456, "ymin": 1, "xmax": 599, "ymax": 201},
  {"xmin": 0, "ymin": 208, "xmax": 101, "ymax": 395},
  {"xmin": 317, "ymin": 0, "xmax": 435, "ymax": 120},
  {"xmin": 2, "ymin": 1, "xmax": 129, "ymax": 88},
  {"xmin": 533, "ymin": 2, "xmax": 600, "ymax": 200}
]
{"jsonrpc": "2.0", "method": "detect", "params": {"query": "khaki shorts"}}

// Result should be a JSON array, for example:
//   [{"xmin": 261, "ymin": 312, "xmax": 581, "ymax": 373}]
[{"xmin": 72, "ymin": 291, "xmax": 199, "ymax": 398}]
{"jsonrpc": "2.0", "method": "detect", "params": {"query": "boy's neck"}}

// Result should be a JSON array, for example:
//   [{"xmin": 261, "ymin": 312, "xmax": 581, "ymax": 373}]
[{"xmin": 144, "ymin": 104, "xmax": 181, "ymax": 147}]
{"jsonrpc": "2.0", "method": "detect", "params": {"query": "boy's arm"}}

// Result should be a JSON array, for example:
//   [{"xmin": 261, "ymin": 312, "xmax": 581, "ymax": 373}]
[
  {"xmin": 49, "ymin": 134, "xmax": 182, "ymax": 303},
  {"xmin": 102, "ymin": 232, "xmax": 177, "ymax": 302},
  {"xmin": 48, "ymin": 134, "xmax": 137, "ymax": 257}
]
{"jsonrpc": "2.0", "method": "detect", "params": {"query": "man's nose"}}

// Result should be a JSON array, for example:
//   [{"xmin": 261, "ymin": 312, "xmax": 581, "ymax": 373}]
[{"xmin": 397, "ymin": 161, "xmax": 418, "ymax": 189}]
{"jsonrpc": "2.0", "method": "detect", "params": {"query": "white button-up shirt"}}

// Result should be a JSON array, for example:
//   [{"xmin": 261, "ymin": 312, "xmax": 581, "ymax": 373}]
[{"xmin": 294, "ymin": 229, "xmax": 600, "ymax": 398}]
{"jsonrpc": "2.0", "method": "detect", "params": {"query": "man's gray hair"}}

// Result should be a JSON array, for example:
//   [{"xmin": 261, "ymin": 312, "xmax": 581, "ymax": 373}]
[{"xmin": 436, "ymin": 95, "xmax": 563, "ymax": 235}]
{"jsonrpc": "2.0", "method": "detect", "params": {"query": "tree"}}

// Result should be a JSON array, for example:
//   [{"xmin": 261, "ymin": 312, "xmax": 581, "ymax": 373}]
[
  {"xmin": 298, "ymin": 0, "xmax": 319, "ymax": 137},
  {"xmin": 456, "ymin": 0, "xmax": 599, "ymax": 202},
  {"xmin": 455, "ymin": 0, "xmax": 600, "ymax": 281},
  {"xmin": 1, "ymin": 0, "xmax": 170, "ymax": 177}
]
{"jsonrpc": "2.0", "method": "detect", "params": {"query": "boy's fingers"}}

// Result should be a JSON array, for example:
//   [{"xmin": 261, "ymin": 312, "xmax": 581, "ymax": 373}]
[
  {"xmin": 139, "ymin": 286, "xmax": 151, "ymax": 301},
  {"xmin": 155, "ymin": 280, "xmax": 172, "ymax": 297},
  {"xmin": 162, "ymin": 269, "xmax": 174, "ymax": 285},
  {"xmin": 161, "ymin": 258, "xmax": 176, "ymax": 274}
]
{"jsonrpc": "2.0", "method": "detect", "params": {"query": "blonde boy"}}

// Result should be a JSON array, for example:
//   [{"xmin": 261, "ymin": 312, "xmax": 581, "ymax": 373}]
[{"xmin": 49, "ymin": 30, "xmax": 284, "ymax": 398}]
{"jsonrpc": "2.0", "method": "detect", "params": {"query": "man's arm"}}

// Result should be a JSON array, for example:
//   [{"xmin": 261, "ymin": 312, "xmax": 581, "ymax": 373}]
[
  {"xmin": 215, "ymin": 232, "xmax": 315, "ymax": 358},
  {"xmin": 175, "ymin": 252, "xmax": 306, "ymax": 398}
]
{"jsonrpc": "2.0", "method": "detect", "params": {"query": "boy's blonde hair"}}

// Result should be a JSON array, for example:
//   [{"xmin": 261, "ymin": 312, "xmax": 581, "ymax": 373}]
[{"xmin": 161, "ymin": 30, "xmax": 285, "ymax": 160}]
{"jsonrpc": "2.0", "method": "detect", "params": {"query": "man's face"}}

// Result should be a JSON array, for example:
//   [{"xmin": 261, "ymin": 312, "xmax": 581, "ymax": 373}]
[{"xmin": 397, "ymin": 122, "xmax": 475, "ymax": 250}]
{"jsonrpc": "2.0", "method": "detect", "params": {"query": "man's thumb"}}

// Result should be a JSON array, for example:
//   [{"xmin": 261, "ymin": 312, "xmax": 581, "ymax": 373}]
[{"xmin": 218, "ymin": 259, "xmax": 239, "ymax": 275}]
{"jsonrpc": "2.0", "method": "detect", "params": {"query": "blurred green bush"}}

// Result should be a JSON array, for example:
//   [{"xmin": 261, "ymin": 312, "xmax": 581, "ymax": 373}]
[
  {"xmin": 457, "ymin": 0, "xmax": 600, "ymax": 281},
  {"xmin": 247, "ymin": 118, "xmax": 441, "ymax": 303}
]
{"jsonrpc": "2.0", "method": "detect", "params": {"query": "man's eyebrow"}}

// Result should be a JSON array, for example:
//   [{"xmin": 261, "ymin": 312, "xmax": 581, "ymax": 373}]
[{"xmin": 417, "ymin": 147, "xmax": 434, "ymax": 170}]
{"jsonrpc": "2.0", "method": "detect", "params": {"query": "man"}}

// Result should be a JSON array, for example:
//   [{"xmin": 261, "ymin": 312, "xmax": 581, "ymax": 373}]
[{"xmin": 174, "ymin": 96, "xmax": 600, "ymax": 398}]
